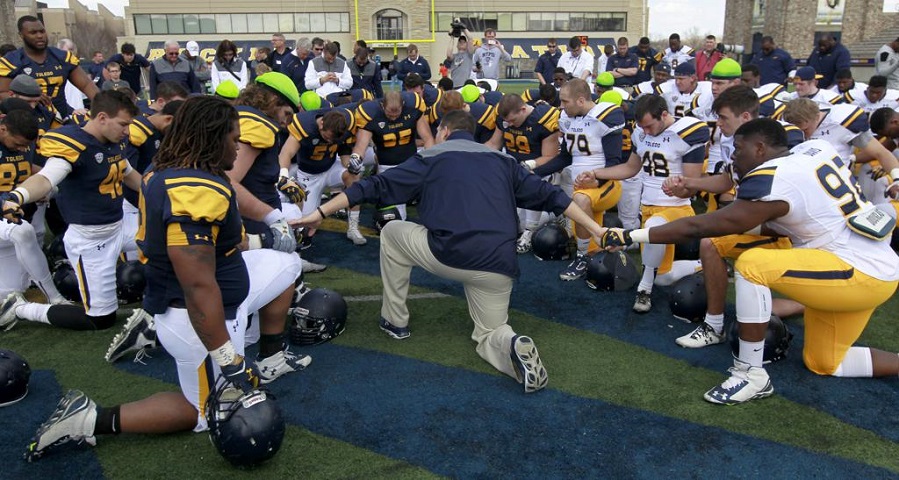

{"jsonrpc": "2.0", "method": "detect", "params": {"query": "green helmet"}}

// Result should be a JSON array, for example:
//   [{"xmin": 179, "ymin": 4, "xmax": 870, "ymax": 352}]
[
  {"xmin": 596, "ymin": 71, "xmax": 615, "ymax": 87},
  {"xmin": 214, "ymin": 81, "xmax": 239, "ymax": 100},
  {"xmin": 299, "ymin": 91, "xmax": 322, "ymax": 111},
  {"xmin": 459, "ymin": 84, "xmax": 483, "ymax": 103},
  {"xmin": 598, "ymin": 90, "xmax": 623, "ymax": 106},
  {"xmin": 709, "ymin": 58, "xmax": 742, "ymax": 80},
  {"xmin": 255, "ymin": 72, "xmax": 300, "ymax": 111}
]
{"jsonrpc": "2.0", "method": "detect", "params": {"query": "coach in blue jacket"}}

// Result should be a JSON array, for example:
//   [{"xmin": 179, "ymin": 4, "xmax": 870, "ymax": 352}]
[
  {"xmin": 807, "ymin": 34, "xmax": 851, "ymax": 89},
  {"xmin": 296, "ymin": 110, "xmax": 606, "ymax": 393}
]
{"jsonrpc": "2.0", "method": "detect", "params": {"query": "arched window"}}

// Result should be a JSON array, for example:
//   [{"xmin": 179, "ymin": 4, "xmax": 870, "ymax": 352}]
[{"xmin": 375, "ymin": 9, "xmax": 405, "ymax": 40}]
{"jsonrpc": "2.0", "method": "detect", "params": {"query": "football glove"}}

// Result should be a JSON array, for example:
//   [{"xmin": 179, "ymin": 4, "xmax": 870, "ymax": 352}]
[
  {"xmin": 277, "ymin": 176, "xmax": 306, "ymax": 204},
  {"xmin": 601, "ymin": 228, "xmax": 633, "ymax": 249},
  {"xmin": 265, "ymin": 218, "xmax": 297, "ymax": 253},
  {"xmin": 221, "ymin": 359, "xmax": 260, "ymax": 393},
  {"xmin": 347, "ymin": 153, "xmax": 364, "ymax": 175},
  {"xmin": 0, "ymin": 191, "xmax": 24, "ymax": 225}
]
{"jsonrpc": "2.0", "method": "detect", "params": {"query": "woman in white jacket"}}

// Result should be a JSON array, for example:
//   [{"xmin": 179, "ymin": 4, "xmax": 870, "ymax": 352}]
[{"xmin": 211, "ymin": 39, "xmax": 248, "ymax": 92}]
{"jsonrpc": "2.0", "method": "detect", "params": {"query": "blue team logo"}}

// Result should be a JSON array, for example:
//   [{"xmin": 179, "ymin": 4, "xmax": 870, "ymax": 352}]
[{"xmin": 95, "ymin": 153, "xmax": 104, "ymax": 164}]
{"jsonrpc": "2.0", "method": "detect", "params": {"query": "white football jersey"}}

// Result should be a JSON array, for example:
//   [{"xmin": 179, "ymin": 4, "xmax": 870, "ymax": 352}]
[
  {"xmin": 738, "ymin": 140, "xmax": 899, "ymax": 281},
  {"xmin": 662, "ymin": 46, "xmax": 694, "ymax": 69},
  {"xmin": 846, "ymin": 88, "xmax": 899, "ymax": 115},
  {"xmin": 558, "ymin": 102, "xmax": 625, "ymax": 176},
  {"xmin": 774, "ymin": 88, "xmax": 843, "ymax": 118},
  {"xmin": 632, "ymin": 79, "xmax": 675, "ymax": 99},
  {"xmin": 807, "ymin": 104, "xmax": 870, "ymax": 160},
  {"xmin": 664, "ymin": 81, "xmax": 712, "ymax": 119},
  {"xmin": 827, "ymin": 81, "xmax": 867, "ymax": 95},
  {"xmin": 754, "ymin": 83, "xmax": 786, "ymax": 118},
  {"xmin": 632, "ymin": 116, "xmax": 709, "ymax": 206}
]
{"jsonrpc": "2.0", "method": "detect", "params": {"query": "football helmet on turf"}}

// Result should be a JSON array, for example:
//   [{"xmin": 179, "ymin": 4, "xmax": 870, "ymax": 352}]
[
  {"xmin": 585, "ymin": 251, "xmax": 639, "ymax": 291},
  {"xmin": 206, "ymin": 383, "xmax": 285, "ymax": 467},
  {"xmin": 44, "ymin": 236, "xmax": 66, "ymax": 265},
  {"xmin": 531, "ymin": 223, "xmax": 570, "ymax": 261},
  {"xmin": 0, "ymin": 349, "xmax": 31, "ymax": 407},
  {"xmin": 52, "ymin": 261, "xmax": 81, "ymax": 303},
  {"xmin": 289, "ymin": 288, "xmax": 347, "ymax": 346},
  {"xmin": 729, "ymin": 315, "xmax": 794, "ymax": 363},
  {"xmin": 669, "ymin": 272, "xmax": 707, "ymax": 323},
  {"xmin": 674, "ymin": 238, "xmax": 701, "ymax": 261},
  {"xmin": 373, "ymin": 206, "xmax": 400, "ymax": 233},
  {"xmin": 116, "ymin": 261, "xmax": 146, "ymax": 305}
]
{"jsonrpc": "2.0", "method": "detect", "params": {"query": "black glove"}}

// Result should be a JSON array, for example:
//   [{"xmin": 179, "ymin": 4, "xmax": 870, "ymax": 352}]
[
  {"xmin": 277, "ymin": 176, "xmax": 306, "ymax": 204},
  {"xmin": 601, "ymin": 228, "xmax": 633, "ymax": 249},
  {"xmin": 0, "ymin": 192, "xmax": 24, "ymax": 225},
  {"xmin": 221, "ymin": 358, "xmax": 260, "ymax": 393}
]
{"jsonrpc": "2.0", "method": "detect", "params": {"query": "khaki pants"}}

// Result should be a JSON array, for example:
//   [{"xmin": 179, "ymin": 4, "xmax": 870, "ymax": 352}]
[{"xmin": 380, "ymin": 220, "xmax": 519, "ymax": 379}]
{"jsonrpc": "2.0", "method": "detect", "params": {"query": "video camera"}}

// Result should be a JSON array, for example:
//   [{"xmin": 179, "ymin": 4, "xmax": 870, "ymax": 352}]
[
  {"xmin": 450, "ymin": 18, "xmax": 467, "ymax": 37},
  {"xmin": 716, "ymin": 43, "xmax": 745, "ymax": 54}
]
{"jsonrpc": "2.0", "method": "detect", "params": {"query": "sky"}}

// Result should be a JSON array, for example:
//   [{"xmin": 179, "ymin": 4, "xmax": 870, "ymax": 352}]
[{"xmin": 45, "ymin": 0, "xmax": 727, "ymax": 40}]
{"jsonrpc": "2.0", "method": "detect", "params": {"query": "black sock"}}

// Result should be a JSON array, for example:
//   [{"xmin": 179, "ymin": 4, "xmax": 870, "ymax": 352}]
[
  {"xmin": 259, "ymin": 333, "xmax": 285, "ymax": 358},
  {"xmin": 47, "ymin": 306, "xmax": 116, "ymax": 330},
  {"xmin": 94, "ymin": 405, "xmax": 122, "ymax": 435}
]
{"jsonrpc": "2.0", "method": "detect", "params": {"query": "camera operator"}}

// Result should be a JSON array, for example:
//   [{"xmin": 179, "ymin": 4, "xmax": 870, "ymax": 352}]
[
  {"xmin": 473, "ymin": 28, "xmax": 511, "ymax": 81},
  {"xmin": 695, "ymin": 35, "xmax": 724, "ymax": 81},
  {"xmin": 445, "ymin": 20, "xmax": 476, "ymax": 88}
]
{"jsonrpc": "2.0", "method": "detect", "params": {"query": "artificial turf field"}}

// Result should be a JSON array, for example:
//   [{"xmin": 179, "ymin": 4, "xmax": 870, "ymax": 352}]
[{"xmin": 2, "ymin": 205, "xmax": 899, "ymax": 479}]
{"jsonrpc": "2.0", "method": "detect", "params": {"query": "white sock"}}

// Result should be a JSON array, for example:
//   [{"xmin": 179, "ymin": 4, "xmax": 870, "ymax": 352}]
[
  {"xmin": 738, "ymin": 338, "xmax": 765, "ymax": 368},
  {"xmin": 349, "ymin": 210, "xmax": 360, "ymax": 222},
  {"xmin": 704, "ymin": 313, "xmax": 724, "ymax": 333},
  {"xmin": 832, "ymin": 347, "xmax": 873, "ymax": 377},
  {"xmin": 397, "ymin": 204, "xmax": 407, "ymax": 221},
  {"xmin": 576, "ymin": 237, "xmax": 590, "ymax": 254},
  {"xmin": 15, "ymin": 302, "xmax": 52, "ymax": 324},
  {"xmin": 637, "ymin": 267, "xmax": 656, "ymax": 293},
  {"xmin": 654, "ymin": 260, "xmax": 701, "ymax": 286}
]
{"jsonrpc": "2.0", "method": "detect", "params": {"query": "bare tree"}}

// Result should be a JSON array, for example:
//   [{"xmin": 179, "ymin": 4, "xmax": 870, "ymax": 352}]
[
  {"xmin": 70, "ymin": 22, "xmax": 118, "ymax": 59},
  {"xmin": 0, "ymin": 0, "xmax": 17, "ymax": 46}
]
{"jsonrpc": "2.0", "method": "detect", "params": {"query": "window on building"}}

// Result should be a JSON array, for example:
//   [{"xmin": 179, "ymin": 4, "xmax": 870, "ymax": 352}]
[
  {"xmin": 183, "ymin": 14, "xmax": 200, "ymax": 34},
  {"xmin": 133, "ymin": 12, "xmax": 349, "ymax": 35},
  {"xmin": 215, "ymin": 14, "xmax": 232, "ymax": 33},
  {"xmin": 150, "ymin": 14, "xmax": 167, "ymax": 34},
  {"xmin": 231, "ymin": 13, "xmax": 248, "ymax": 33},
  {"xmin": 294, "ymin": 13, "xmax": 310, "ymax": 33},
  {"xmin": 437, "ymin": 11, "xmax": 626, "ymax": 32},
  {"xmin": 199, "ymin": 14, "xmax": 216, "ymax": 33},
  {"xmin": 279, "ymin": 13, "xmax": 294, "ymax": 33},
  {"xmin": 375, "ymin": 9, "xmax": 405, "ymax": 40},
  {"xmin": 134, "ymin": 14, "xmax": 152, "ymax": 35}
]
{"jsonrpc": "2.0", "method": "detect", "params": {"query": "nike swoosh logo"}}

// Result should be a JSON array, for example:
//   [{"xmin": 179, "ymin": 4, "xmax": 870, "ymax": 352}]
[{"xmin": 753, "ymin": 348, "xmax": 763, "ymax": 352}]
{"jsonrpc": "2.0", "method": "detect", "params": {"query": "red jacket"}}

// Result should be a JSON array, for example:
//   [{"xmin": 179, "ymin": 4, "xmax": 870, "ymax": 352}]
[{"xmin": 695, "ymin": 50, "xmax": 724, "ymax": 81}]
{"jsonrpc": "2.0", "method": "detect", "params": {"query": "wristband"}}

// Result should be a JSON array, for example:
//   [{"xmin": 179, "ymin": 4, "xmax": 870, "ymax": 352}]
[
  {"xmin": 279, "ymin": 168, "xmax": 290, "ymax": 179},
  {"xmin": 263, "ymin": 209, "xmax": 284, "ymax": 226},
  {"xmin": 890, "ymin": 168, "xmax": 899, "ymax": 182},
  {"xmin": 209, "ymin": 340, "xmax": 237, "ymax": 367},
  {"xmin": 10, "ymin": 188, "xmax": 28, "ymax": 204},
  {"xmin": 246, "ymin": 234, "xmax": 262, "ymax": 250},
  {"xmin": 317, "ymin": 207, "xmax": 327, "ymax": 218},
  {"xmin": 629, "ymin": 228, "xmax": 650, "ymax": 244}
]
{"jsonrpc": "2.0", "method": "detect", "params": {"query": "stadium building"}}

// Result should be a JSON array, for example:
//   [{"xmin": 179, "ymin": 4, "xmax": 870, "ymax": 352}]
[{"xmin": 120, "ymin": 0, "xmax": 650, "ymax": 80}]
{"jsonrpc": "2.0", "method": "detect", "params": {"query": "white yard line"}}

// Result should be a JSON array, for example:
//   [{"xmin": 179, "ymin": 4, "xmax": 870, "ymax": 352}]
[{"xmin": 345, "ymin": 292, "xmax": 451, "ymax": 302}]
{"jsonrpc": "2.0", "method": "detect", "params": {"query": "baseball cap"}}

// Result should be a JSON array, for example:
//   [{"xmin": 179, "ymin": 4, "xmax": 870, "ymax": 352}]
[
  {"xmin": 255, "ymin": 72, "xmax": 300, "ymax": 111},
  {"xmin": 299, "ymin": 91, "xmax": 322, "ymax": 111},
  {"xmin": 596, "ymin": 72, "xmax": 615, "ymax": 87},
  {"xmin": 653, "ymin": 62, "xmax": 672, "ymax": 74},
  {"xmin": 709, "ymin": 58, "xmax": 742, "ymax": 79},
  {"xmin": 186, "ymin": 41, "xmax": 200, "ymax": 56},
  {"xmin": 9, "ymin": 75, "xmax": 42, "ymax": 97},
  {"xmin": 599, "ymin": 90, "xmax": 623, "ymax": 106},
  {"xmin": 0, "ymin": 97, "xmax": 33, "ymax": 114},
  {"xmin": 459, "ymin": 84, "xmax": 484, "ymax": 103},
  {"xmin": 792, "ymin": 66, "xmax": 823, "ymax": 82},
  {"xmin": 674, "ymin": 62, "xmax": 696, "ymax": 77},
  {"xmin": 214, "ymin": 81, "xmax": 239, "ymax": 99}
]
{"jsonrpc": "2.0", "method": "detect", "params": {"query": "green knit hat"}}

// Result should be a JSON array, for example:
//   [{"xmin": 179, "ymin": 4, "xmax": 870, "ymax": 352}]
[
  {"xmin": 599, "ymin": 90, "xmax": 623, "ymax": 106},
  {"xmin": 299, "ymin": 91, "xmax": 322, "ymax": 111},
  {"xmin": 596, "ymin": 71, "xmax": 615, "ymax": 87},
  {"xmin": 214, "ymin": 81, "xmax": 239, "ymax": 100},
  {"xmin": 255, "ymin": 72, "xmax": 300, "ymax": 111},
  {"xmin": 709, "ymin": 58, "xmax": 742, "ymax": 80},
  {"xmin": 459, "ymin": 84, "xmax": 483, "ymax": 103}
]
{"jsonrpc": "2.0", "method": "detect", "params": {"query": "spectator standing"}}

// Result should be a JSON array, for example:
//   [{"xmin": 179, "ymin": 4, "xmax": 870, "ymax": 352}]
[
  {"xmin": 282, "ymin": 38, "xmax": 313, "ymax": 93},
  {"xmin": 304, "ymin": 42, "xmax": 352, "ymax": 97},
  {"xmin": 749, "ymin": 36, "xmax": 795, "ymax": 86},
  {"xmin": 397, "ymin": 44, "xmax": 432, "ymax": 82},
  {"xmin": 210, "ymin": 39, "xmax": 248, "ymax": 93},
  {"xmin": 445, "ymin": 27, "xmax": 475, "ymax": 88},
  {"xmin": 311, "ymin": 38, "xmax": 325, "ymax": 57},
  {"xmin": 349, "ymin": 49, "xmax": 384, "ymax": 98},
  {"xmin": 606, "ymin": 37, "xmax": 639, "ymax": 87},
  {"xmin": 268, "ymin": 33, "xmax": 293, "ymax": 72},
  {"xmin": 534, "ymin": 38, "xmax": 561, "ymax": 85},
  {"xmin": 106, "ymin": 43, "xmax": 150, "ymax": 96},
  {"xmin": 101, "ymin": 62, "xmax": 130, "ymax": 92},
  {"xmin": 249, "ymin": 47, "xmax": 269, "ymax": 81},
  {"xmin": 807, "ymin": 34, "xmax": 850, "ymax": 90},
  {"xmin": 181, "ymin": 41, "xmax": 211, "ymax": 92},
  {"xmin": 695, "ymin": 35, "xmax": 724, "ymax": 81},
  {"xmin": 472, "ymin": 28, "xmax": 512, "ymax": 80},
  {"xmin": 558, "ymin": 36, "xmax": 596, "ymax": 88},
  {"xmin": 874, "ymin": 37, "xmax": 899, "ymax": 89},
  {"xmin": 596, "ymin": 44, "xmax": 613, "ymax": 75},
  {"xmin": 149, "ymin": 40, "xmax": 201, "ymax": 99},
  {"xmin": 630, "ymin": 37, "xmax": 662, "ymax": 84},
  {"xmin": 87, "ymin": 50, "xmax": 106, "ymax": 87}
]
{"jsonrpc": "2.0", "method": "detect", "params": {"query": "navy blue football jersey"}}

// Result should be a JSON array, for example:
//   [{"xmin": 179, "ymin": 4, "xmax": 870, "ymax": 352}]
[
  {"xmin": 236, "ymin": 105, "xmax": 284, "ymax": 234},
  {"xmin": 355, "ymin": 92, "xmax": 427, "ymax": 166},
  {"xmin": 287, "ymin": 106, "xmax": 357, "ymax": 174},
  {"xmin": 0, "ymin": 47, "xmax": 81, "ymax": 116},
  {"xmin": 496, "ymin": 103, "xmax": 560, "ymax": 162}
]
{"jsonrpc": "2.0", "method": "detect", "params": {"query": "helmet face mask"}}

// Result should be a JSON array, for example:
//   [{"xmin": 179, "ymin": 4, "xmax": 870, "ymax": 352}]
[
  {"xmin": 205, "ymin": 382, "xmax": 286, "ymax": 468},
  {"xmin": 0, "ymin": 349, "xmax": 31, "ymax": 407},
  {"xmin": 289, "ymin": 288, "xmax": 347, "ymax": 346}
]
